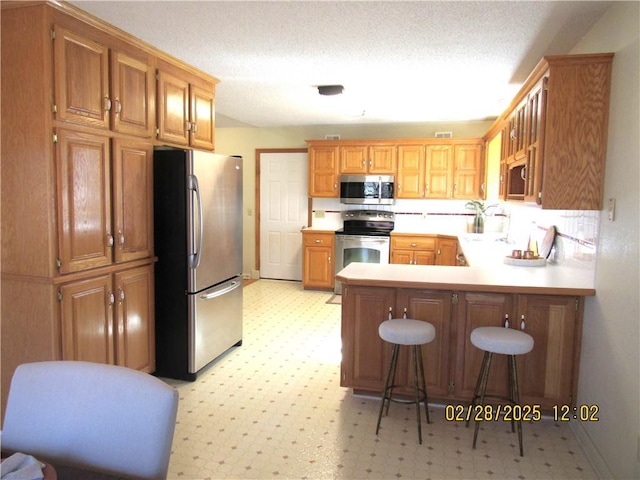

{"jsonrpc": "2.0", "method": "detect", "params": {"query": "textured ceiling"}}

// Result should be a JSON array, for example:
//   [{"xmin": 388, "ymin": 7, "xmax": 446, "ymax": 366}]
[{"xmin": 71, "ymin": 1, "xmax": 612, "ymax": 128}]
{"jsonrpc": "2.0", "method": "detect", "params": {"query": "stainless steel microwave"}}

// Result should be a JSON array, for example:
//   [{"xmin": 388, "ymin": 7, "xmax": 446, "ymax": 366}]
[{"xmin": 340, "ymin": 175, "xmax": 395, "ymax": 205}]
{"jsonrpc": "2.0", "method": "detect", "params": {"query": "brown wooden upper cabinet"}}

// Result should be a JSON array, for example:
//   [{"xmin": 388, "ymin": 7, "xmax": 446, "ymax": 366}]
[
  {"xmin": 53, "ymin": 25, "xmax": 155, "ymax": 137},
  {"xmin": 309, "ymin": 139, "xmax": 485, "ymax": 200},
  {"xmin": 157, "ymin": 62, "xmax": 216, "ymax": 150},
  {"xmin": 395, "ymin": 144, "xmax": 425, "ymax": 199},
  {"xmin": 339, "ymin": 144, "xmax": 397, "ymax": 174},
  {"xmin": 307, "ymin": 144, "xmax": 340, "ymax": 197},
  {"xmin": 493, "ymin": 53, "xmax": 613, "ymax": 209},
  {"xmin": 398, "ymin": 140, "xmax": 484, "ymax": 200},
  {"xmin": 55, "ymin": 130, "xmax": 153, "ymax": 274}
]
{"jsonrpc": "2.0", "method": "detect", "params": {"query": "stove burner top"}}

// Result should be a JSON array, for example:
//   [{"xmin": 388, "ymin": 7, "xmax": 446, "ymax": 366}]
[{"xmin": 339, "ymin": 209, "xmax": 395, "ymax": 236}]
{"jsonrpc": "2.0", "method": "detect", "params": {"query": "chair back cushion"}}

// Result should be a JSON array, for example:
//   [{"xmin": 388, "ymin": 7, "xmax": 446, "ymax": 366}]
[{"xmin": 2, "ymin": 361, "xmax": 178, "ymax": 480}]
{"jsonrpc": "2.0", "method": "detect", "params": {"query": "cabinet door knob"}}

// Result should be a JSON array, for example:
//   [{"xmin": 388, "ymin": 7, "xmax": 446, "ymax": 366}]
[
  {"xmin": 118, "ymin": 230, "xmax": 125, "ymax": 247},
  {"xmin": 106, "ymin": 233, "xmax": 114, "ymax": 247},
  {"xmin": 520, "ymin": 314, "xmax": 526, "ymax": 330},
  {"xmin": 504, "ymin": 314, "xmax": 509, "ymax": 328},
  {"xmin": 402, "ymin": 307, "xmax": 407, "ymax": 319},
  {"xmin": 388, "ymin": 306, "xmax": 393, "ymax": 320},
  {"xmin": 114, "ymin": 98, "xmax": 122, "ymax": 114},
  {"xmin": 103, "ymin": 96, "xmax": 112, "ymax": 112}
]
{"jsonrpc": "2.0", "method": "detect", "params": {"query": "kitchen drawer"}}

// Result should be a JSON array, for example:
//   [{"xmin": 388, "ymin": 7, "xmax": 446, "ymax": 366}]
[
  {"xmin": 303, "ymin": 232, "xmax": 335, "ymax": 247},
  {"xmin": 391, "ymin": 235, "xmax": 436, "ymax": 251}
]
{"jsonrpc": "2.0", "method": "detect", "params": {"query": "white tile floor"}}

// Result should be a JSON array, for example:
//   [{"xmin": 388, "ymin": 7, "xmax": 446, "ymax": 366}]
[{"xmin": 163, "ymin": 279, "xmax": 597, "ymax": 480}]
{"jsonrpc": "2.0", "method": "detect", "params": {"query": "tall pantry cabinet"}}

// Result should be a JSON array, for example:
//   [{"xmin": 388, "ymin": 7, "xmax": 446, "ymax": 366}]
[{"xmin": 0, "ymin": 1, "xmax": 219, "ymax": 417}]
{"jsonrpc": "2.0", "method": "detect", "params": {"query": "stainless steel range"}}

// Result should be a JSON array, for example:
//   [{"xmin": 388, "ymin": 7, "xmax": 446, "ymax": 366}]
[{"xmin": 334, "ymin": 210, "xmax": 395, "ymax": 294}]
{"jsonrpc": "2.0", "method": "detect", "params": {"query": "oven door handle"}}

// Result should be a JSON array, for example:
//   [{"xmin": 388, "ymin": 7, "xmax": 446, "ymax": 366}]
[{"xmin": 337, "ymin": 235, "xmax": 390, "ymax": 245}]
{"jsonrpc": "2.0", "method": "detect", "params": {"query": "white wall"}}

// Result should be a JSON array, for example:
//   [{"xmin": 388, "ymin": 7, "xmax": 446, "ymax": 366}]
[{"xmin": 567, "ymin": 3, "xmax": 640, "ymax": 479}]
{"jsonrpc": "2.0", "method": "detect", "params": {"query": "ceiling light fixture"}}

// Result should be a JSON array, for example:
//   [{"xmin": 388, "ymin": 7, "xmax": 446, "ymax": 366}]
[{"xmin": 317, "ymin": 85, "xmax": 344, "ymax": 96}]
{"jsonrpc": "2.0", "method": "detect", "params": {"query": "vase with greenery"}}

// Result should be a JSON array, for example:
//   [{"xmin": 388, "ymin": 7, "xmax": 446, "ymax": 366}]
[{"xmin": 465, "ymin": 200, "xmax": 496, "ymax": 233}]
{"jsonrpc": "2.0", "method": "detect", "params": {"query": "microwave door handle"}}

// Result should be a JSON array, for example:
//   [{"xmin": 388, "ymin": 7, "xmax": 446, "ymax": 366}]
[{"xmin": 378, "ymin": 177, "xmax": 382, "ymax": 204}]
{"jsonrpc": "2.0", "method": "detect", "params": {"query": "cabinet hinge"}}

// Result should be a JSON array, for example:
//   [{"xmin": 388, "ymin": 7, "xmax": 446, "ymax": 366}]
[
  {"xmin": 56, "ymin": 258, "xmax": 62, "ymax": 270},
  {"xmin": 451, "ymin": 293, "xmax": 459, "ymax": 305},
  {"xmin": 448, "ymin": 381, "xmax": 455, "ymax": 393},
  {"xmin": 57, "ymin": 290, "xmax": 63, "ymax": 302},
  {"xmin": 53, "ymin": 132, "xmax": 58, "ymax": 143},
  {"xmin": 51, "ymin": 29, "xmax": 55, "ymax": 40}
]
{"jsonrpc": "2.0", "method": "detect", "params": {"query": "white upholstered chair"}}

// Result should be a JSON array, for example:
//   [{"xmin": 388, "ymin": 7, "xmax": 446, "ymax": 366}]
[{"xmin": 1, "ymin": 361, "xmax": 179, "ymax": 479}]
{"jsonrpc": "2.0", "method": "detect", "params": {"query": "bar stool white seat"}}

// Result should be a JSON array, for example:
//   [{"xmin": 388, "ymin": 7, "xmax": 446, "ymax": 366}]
[
  {"xmin": 467, "ymin": 326, "xmax": 534, "ymax": 456},
  {"xmin": 376, "ymin": 317, "xmax": 436, "ymax": 444}
]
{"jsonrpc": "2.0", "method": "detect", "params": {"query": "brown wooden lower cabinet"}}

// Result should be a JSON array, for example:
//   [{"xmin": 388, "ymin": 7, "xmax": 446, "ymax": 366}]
[
  {"xmin": 60, "ymin": 264, "xmax": 155, "ymax": 373},
  {"xmin": 302, "ymin": 230, "xmax": 335, "ymax": 290},
  {"xmin": 341, "ymin": 285, "xmax": 582, "ymax": 409}
]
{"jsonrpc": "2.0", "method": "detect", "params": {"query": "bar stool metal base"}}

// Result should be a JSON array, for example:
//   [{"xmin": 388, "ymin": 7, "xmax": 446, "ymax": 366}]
[
  {"xmin": 466, "ymin": 350, "xmax": 525, "ymax": 456},
  {"xmin": 375, "ymin": 343, "xmax": 430, "ymax": 444}
]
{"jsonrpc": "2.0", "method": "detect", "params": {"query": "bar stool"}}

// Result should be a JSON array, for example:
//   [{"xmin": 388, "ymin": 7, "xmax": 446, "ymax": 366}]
[
  {"xmin": 375, "ymin": 315, "xmax": 436, "ymax": 444},
  {"xmin": 467, "ymin": 326, "xmax": 534, "ymax": 456}
]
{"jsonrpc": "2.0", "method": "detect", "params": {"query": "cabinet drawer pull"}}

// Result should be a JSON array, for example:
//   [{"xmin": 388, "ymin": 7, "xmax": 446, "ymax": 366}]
[
  {"xmin": 114, "ymin": 98, "xmax": 122, "ymax": 114},
  {"xmin": 410, "ymin": 243, "xmax": 418, "ymax": 247},
  {"xmin": 521, "ymin": 166, "xmax": 527, "ymax": 181},
  {"xmin": 315, "ymin": 239, "xmax": 322, "ymax": 243},
  {"xmin": 103, "ymin": 96, "xmax": 112, "ymax": 112}
]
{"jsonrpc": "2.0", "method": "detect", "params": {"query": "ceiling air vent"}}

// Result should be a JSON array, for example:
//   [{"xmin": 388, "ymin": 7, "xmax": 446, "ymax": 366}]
[
  {"xmin": 435, "ymin": 131, "xmax": 453, "ymax": 138},
  {"xmin": 325, "ymin": 134, "xmax": 341, "ymax": 140}
]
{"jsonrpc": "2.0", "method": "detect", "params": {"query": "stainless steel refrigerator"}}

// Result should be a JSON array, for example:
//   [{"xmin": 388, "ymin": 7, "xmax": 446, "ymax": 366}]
[{"xmin": 153, "ymin": 147, "xmax": 243, "ymax": 380}]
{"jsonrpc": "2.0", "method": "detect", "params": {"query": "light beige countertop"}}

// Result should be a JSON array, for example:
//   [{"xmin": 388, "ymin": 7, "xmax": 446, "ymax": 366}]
[{"xmin": 336, "ymin": 234, "xmax": 596, "ymax": 296}]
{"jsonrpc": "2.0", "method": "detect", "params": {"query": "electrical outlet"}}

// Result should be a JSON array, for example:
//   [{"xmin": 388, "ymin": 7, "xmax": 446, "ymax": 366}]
[
  {"xmin": 314, "ymin": 210, "xmax": 325, "ymax": 218},
  {"xmin": 607, "ymin": 198, "xmax": 615, "ymax": 221}
]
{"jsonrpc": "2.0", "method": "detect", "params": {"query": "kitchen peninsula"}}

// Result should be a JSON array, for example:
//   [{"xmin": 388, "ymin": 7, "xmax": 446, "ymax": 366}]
[{"xmin": 336, "ymin": 235, "xmax": 594, "ymax": 410}]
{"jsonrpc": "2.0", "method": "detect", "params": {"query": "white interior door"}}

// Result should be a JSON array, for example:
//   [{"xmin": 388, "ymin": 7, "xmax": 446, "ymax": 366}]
[{"xmin": 259, "ymin": 152, "xmax": 308, "ymax": 280}]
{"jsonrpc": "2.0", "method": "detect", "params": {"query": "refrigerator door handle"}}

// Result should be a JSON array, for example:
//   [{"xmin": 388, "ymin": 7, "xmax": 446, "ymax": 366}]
[
  {"xmin": 199, "ymin": 278, "xmax": 243, "ymax": 300},
  {"xmin": 187, "ymin": 174, "xmax": 204, "ymax": 269}
]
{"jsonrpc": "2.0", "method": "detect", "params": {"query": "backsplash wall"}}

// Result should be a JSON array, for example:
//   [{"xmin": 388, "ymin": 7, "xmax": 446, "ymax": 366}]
[{"xmin": 311, "ymin": 198, "xmax": 599, "ymax": 272}]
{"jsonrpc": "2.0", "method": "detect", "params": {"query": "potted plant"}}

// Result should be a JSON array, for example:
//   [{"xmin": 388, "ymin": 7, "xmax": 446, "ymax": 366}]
[{"xmin": 465, "ymin": 200, "xmax": 496, "ymax": 233}]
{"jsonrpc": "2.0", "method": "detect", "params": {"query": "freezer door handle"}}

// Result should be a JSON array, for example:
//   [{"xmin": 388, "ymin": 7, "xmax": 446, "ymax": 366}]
[
  {"xmin": 199, "ymin": 278, "xmax": 243, "ymax": 300},
  {"xmin": 187, "ymin": 174, "xmax": 204, "ymax": 269}
]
